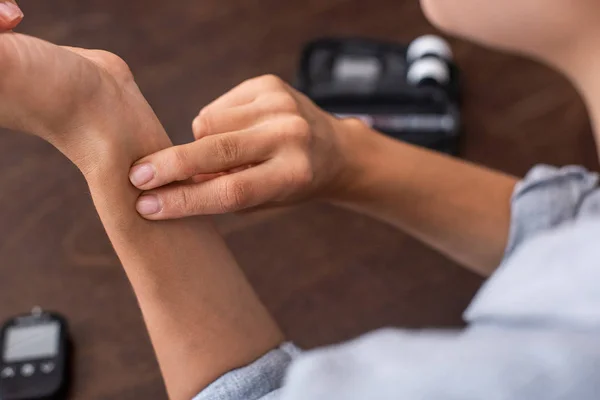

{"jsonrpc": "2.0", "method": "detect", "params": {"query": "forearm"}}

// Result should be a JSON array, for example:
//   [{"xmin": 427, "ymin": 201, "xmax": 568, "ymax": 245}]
[
  {"xmin": 332, "ymin": 120, "xmax": 517, "ymax": 276},
  {"xmin": 0, "ymin": 30, "xmax": 282, "ymax": 398},
  {"xmin": 73, "ymin": 125, "xmax": 283, "ymax": 399}
]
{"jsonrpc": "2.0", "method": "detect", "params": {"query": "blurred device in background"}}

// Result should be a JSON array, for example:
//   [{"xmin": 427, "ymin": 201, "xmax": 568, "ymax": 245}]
[
  {"xmin": 0, "ymin": 308, "xmax": 71, "ymax": 400},
  {"xmin": 296, "ymin": 35, "xmax": 462, "ymax": 155}
]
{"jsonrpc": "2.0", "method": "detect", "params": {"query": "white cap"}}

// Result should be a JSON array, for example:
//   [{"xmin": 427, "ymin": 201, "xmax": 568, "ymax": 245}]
[
  {"xmin": 407, "ymin": 57, "xmax": 450, "ymax": 86},
  {"xmin": 407, "ymin": 35, "xmax": 453, "ymax": 63}
]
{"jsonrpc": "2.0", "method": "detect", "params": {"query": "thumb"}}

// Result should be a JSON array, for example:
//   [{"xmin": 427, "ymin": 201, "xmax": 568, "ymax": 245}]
[
  {"xmin": 0, "ymin": 1, "xmax": 23, "ymax": 31},
  {"xmin": 135, "ymin": 162, "xmax": 287, "ymax": 219}
]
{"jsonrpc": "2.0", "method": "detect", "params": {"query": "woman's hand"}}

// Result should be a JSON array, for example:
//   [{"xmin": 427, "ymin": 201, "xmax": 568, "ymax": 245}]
[
  {"xmin": 129, "ymin": 74, "xmax": 358, "ymax": 219},
  {"xmin": 0, "ymin": 1, "xmax": 23, "ymax": 31}
]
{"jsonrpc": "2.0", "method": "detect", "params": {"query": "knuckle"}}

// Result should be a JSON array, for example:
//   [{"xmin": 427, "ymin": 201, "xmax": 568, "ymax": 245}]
[
  {"xmin": 241, "ymin": 74, "xmax": 285, "ymax": 93},
  {"xmin": 279, "ymin": 116, "xmax": 311, "ymax": 143},
  {"xmin": 211, "ymin": 135, "xmax": 240, "ymax": 165},
  {"xmin": 262, "ymin": 92, "xmax": 298, "ymax": 114},
  {"xmin": 257, "ymin": 74, "xmax": 285, "ymax": 89},
  {"xmin": 237, "ymin": 78, "xmax": 258, "ymax": 94},
  {"xmin": 172, "ymin": 187, "xmax": 198, "ymax": 215},
  {"xmin": 218, "ymin": 178, "xmax": 249, "ymax": 212},
  {"xmin": 171, "ymin": 147, "xmax": 195, "ymax": 180}
]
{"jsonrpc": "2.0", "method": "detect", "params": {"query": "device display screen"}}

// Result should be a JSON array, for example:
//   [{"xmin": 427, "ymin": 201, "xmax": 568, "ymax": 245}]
[{"xmin": 3, "ymin": 322, "xmax": 60, "ymax": 363}]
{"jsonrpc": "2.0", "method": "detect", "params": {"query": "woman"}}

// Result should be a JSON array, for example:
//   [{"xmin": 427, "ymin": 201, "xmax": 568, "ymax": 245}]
[{"xmin": 3, "ymin": 0, "xmax": 600, "ymax": 399}]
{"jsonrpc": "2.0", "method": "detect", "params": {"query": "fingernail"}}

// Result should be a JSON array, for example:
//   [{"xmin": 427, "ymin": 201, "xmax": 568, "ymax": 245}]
[
  {"xmin": 136, "ymin": 195, "xmax": 162, "ymax": 216},
  {"xmin": 0, "ymin": 2, "xmax": 24, "ymax": 22},
  {"xmin": 129, "ymin": 163, "xmax": 155, "ymax": 187}
]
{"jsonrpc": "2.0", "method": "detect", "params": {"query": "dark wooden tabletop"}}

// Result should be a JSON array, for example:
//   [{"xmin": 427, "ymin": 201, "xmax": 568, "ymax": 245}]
[{"xmin": 0, "ymin": 0, "xmax": 597, "ymax": 398}]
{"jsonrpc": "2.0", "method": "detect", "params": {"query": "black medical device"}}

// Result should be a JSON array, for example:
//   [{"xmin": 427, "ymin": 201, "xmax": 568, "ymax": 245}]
[
  {"xmin": 0, "ymin": 308, "xmax": 71, "ymax": 400},
  {"xmin": 296, "ymin": 35, "xmax": 462, "ymax": 154}
]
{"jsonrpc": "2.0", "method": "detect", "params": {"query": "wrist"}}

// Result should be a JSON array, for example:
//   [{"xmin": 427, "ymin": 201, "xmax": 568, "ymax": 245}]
[
  {"xmin": 323, "ymin": 117, "xmax": 383, "ymax": 204},
  {"xmin": 55, "ymin": 97, "xmax": 172, "ymax": 181},
  {"xmin": 51, "ymin": 126, "xmax": 128, "ymax": 181}
]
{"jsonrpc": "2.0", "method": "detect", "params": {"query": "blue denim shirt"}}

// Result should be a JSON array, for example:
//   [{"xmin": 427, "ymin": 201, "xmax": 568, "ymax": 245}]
[{"xmin": 194, "ymin": 165, "xmax": 600, "ymax": 400}]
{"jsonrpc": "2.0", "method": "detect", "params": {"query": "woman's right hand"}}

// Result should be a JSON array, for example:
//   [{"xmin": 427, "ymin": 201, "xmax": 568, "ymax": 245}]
[
  {"xmin": 129, "ymin": 75, "xmax": 364, "ymax": 219},
  {"xmin": 0, "ymin": 1, "xmax": 23, "ymax": 31}
]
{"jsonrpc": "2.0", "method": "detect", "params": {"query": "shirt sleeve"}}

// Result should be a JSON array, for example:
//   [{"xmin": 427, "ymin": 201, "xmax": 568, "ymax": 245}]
[
  {"xmin": 192, "ymin": 343, "xmax": 301, "ymax": 400},
  {"xmin": 465, "ymin": 164, "xmax": 600, "ymax": 329},
  {"xmin": 276, "ymin": 164, "xmax": 600, "ymax": 400},
  {"xmin": 279, "ymin": 327, "xmax": 600, "ymax": 400},
  {"xmin": 504, "ymin": 164, "xmax": 598, "ymax": 259},
  {"xmin": 194, "ymin": 165, "xmax": 600, "ymax": 400}
]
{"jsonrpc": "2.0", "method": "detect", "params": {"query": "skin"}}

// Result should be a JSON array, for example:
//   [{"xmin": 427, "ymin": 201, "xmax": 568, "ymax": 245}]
[
  {"xmin": 130, "ymin": 1, "xmax": 600, "ymax": 276},
  {"xmin": 130, "ymin": 76, "xmax": 516, "ymax": 275},
  {"xmin": 6, "ymin": 0, "xmax": 600, "ymax": 397},
  {"xmin": 419, "ymin": 0, "xmax": 600, "ymax": 62},
  {"xmin": 420, "ymin": 0, "xmax": 600, "ymax": 140},
  {"xmin": 1, "ymin": 12, "xmax": 282, "ymax": 400}
]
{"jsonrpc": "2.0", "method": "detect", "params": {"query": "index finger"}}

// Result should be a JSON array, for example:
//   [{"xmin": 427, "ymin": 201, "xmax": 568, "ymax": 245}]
[
  {"xmin": 137, "ymin": 160, "xmax": 290, "ymax": 219},
  {"xmin": 0, "ymin": 1, "xmax": 23, "ymax": 31}
]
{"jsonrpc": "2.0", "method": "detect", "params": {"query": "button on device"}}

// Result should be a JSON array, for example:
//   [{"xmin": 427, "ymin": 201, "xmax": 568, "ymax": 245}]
[
  {"xmin": 0, "ymin": 366, "xmax": 15, "ymax": 379},
  {"xmin": 40, "ymin": 362, "xmax": 55, "ymax": 374},
  {"xmin": 20, "ymin": 363, "xmax": 35, "ymax": 377}
]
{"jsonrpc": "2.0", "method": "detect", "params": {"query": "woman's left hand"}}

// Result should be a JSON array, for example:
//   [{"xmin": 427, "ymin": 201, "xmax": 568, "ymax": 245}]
[{"xmin": 0, "ymin": 1, "xmax": 23, "ymax": 31}]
